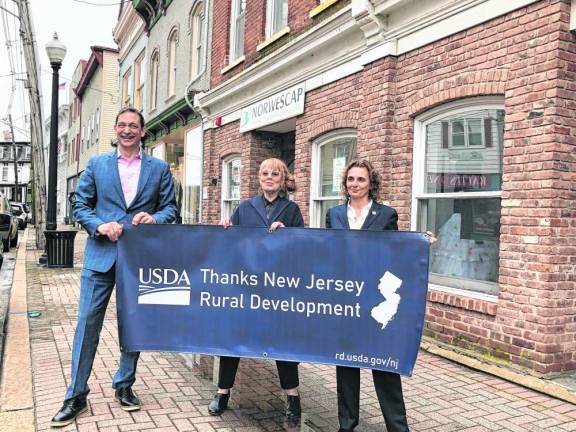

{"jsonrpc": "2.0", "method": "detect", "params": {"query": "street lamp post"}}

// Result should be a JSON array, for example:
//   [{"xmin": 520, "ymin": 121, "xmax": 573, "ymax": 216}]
[
  {"xmin": 42, "ymin": 33, "xmax": 77, "ymax": 268},
  {"xmin": 45, "ymin": 32, "xmax": 66, "ymax": 231}
]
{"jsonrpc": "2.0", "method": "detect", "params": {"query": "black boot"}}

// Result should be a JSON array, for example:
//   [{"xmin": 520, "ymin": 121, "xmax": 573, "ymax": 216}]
[
  {"xmin": 115, "ymin": 386, "xmax": 141, "ymax": 411},
  {"xmin": 208, "ymin": 392, "xmax": 230, "ymax": 415},
  {"xmin": 50, "ymin": 396, "xmax": 88, "ymax": 427},
  {"xmin": 285, "ymin": 395, "xmax": 301, "ymax": 422}
]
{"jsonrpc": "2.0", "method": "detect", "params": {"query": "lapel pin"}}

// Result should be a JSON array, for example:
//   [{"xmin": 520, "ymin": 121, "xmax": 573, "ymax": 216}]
[{"xmin": 371, "ymin": 211, "xmax": 376, "ymax": 215}]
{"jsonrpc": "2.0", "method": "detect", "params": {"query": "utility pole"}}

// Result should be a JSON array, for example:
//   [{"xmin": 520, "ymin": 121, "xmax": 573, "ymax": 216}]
[
  {"xmin": 7, "ymin": 114, "xmax": 19, "ymax": 202},
  {"xmin": 17, "ymin": 0, "xmax": 47, "ymax": 249}
]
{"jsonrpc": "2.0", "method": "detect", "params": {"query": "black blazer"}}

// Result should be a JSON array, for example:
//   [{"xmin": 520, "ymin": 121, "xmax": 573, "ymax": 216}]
[
  {"xmin": 325, "ymin": 201, "xmax": 398, "ymax": 231},
  {"xmin": 231, "ymin": 196, "xmax": 304, "ymax": 228}
]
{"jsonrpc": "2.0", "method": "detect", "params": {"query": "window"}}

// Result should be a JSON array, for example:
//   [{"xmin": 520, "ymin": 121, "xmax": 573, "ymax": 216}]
[
  {"xmin": 2, "ymin": 166, "xmax": 8, "ymax": 181},
  {"xmin": 88, "ymin": 116, "xmax": 93, "ymax": 146},
  {"xmin": 134, "ymin": 52, "xmax": 145, "ymax": 111},
  {"xmin": 446, "ymin": 118, "xmax": 485, "ymax": 148},
  {"xmin": 69, "ymin": 138, "xmax": 74, "ymax": 164},
  {"xmin": 190, "ymin": 2, "xmax": 205, "ymax": 78},
  {"xmin": 122, "ymin": 68, "xmax": 132, "ymax": 107},
  {"xmin": 150, "ymin": 50, "xmax": 159, "ymax": 110},
  {"xmin": 167, "ymin": 28, "xmax": 178, "ymax": 97},
  {"xmin": 412, "ymin": 98, "xmax": 504, "ymax": 295},
  {"xmin": 229, "ymin": 0, "xmax": 246, "ymax": 62},
  {"xmin": 94, "ymin": 108, "xmax": 100, "ymax": 142},
  {"xmin": 221, "ymin": 156, "xmax": 241, "ymax": 218},
  {"xmin": 310, "ymin": 130, "xmax": 357, "ymax": 227},
  {"xmin": 266, "ymin": 0, "xmax": 288, "ymax": 38},
  {"xmin": 183, "ymin": 126, "xmax": 203, "ymax": 224}
]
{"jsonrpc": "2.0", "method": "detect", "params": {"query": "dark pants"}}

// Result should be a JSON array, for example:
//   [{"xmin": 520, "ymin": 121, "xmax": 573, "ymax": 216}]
[
  {"xmin": 337, "ymin": 366, "xmax": 409, "ymax": 432},
  {"xmin": 218, "ymin": 356, "xmax": 299, "ymax": 390}
]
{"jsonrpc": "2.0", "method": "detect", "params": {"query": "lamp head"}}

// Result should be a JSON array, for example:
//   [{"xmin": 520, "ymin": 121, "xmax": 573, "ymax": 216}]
[{"xmin": 45, "ymin": 32, "xmax": 66, "ymax": 65}]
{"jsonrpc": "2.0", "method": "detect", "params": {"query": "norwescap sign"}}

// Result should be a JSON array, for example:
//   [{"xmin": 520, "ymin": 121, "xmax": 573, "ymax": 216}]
[
  {"xmin": 116, "ymin": 225, "xmax": 430, "ymax": 376},
  {"xmin": 239, "ymin": 84, "xmax": 305, "ymax": 133}
]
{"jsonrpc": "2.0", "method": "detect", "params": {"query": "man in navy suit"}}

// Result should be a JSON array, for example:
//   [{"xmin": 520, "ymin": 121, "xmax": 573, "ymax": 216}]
[{"xmin": 51, "ymin": 108, "xmax": 177, "ymax": 427}]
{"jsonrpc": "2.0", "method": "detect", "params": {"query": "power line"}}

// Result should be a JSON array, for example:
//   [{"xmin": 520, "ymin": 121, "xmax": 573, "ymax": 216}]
[
  {"xmin": 0, "ymin": 72, "xmax": 25, "ymax": 78},
  {"xmin": 0, "ymin": 3, "xmax": 17, "ymax": 18},
  {"xmin": 71, "ymin": 0, "xmax": 121, "ymax": 6},
  {"xmin": 41, "ymin": 70, "xmax": 119, "ymax": 103},
  {"xmin": 1, "ymin": 0, "xmax": 18, "ymax": 116}
]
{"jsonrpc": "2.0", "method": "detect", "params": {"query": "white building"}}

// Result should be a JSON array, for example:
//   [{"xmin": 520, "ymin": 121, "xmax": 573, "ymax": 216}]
[{"xmin": 43, "ymin": 104, "xmax": 70, "ymax": 224}]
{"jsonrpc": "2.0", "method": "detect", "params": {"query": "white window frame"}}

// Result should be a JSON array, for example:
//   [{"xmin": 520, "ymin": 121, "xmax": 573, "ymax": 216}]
[
  {"xmin": 134, "ymin": 51, "xmax": 145, "ymax": 111},
  {"xmin": 94, "ymin": 108, "xmax": 100, "ymax": 143},
  {"xmin": 190, "ymin": 2, "xmax": 205, "ymax": 78},
  {"xmin": 309, "ymin": 129, "xmax": 357, "ymax": 228},
  {"xmin": 87, "ymin": 113, "xmax": 94, "ymax": 147},
  {"xmin": 266, "ymin": 0, "xmax": 288, "ymax": 38},
  {"xmin": 150, "ymin": 50, "xmax": 159, "ymax": 110},
  {"xmin": 229, "ymin": 0, "xmax": 246, "ymax": 62},
  {"xmin": 448, "ymin": 117, "xmax": 486, "ymax": 148},
  {"xmin": 412, "ymin": 96, "xmax": 504, "ymax": 296},
  {"xmin": 122, "ymin": 68, "xmax": 132, "ymax": 107},
  {"xmin": 167, "ymin": 28, "xmax": 178, "ymax": 97},
  {"xmin": 183, "ymin": 125, "xmax": 204, "ymax": 224},
  {"xmin": 221, "ymin": 155, "xmax": 241, "ymax": 219}
]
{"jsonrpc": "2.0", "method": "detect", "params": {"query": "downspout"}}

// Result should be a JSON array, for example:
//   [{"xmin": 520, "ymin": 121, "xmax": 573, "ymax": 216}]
[{"xmin": 184, "ymin": 0, "xmax": 212, "ymax": 224}]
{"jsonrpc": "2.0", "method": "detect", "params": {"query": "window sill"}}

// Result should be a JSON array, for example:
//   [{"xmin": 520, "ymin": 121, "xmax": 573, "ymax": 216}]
[
  {"xmin": 309, "ymin": 0, "xmax": 340, "ymax": 18},
  {"xmin": 428, "ymin": 284, "xmax": 498, "ymax": 316},
  {"xmin": 164, "ymin": 94, "xmax": 177, "ymax": 104},
  {"xmin": 221, "ymin": 56, "xmax": 245, "ymax": 74},
  {"xmin": 257, "ymin": 27, "xmax": 291, "ymax": 52}
]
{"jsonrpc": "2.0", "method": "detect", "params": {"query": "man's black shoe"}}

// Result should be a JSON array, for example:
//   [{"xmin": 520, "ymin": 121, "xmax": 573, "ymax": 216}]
[
  {"xmin": 50, "ymin": 396, "xmax": 88, "ymax": 427},
  {"xmin": 208, "ymin": 392, "xmax": 230, "ymax": 415},
  {"xmin": 115, "ymin": 387, "xmax": 141, "ymax": 412},
  {"xmin": 285, "ymin": 395, "xmax": 301, "ymax": 422}
]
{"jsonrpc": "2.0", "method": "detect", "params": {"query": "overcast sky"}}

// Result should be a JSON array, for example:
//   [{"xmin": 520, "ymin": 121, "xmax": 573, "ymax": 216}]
[{"xmin": 0, "ymin": 0, "xmax": 119, "ymax": 140}]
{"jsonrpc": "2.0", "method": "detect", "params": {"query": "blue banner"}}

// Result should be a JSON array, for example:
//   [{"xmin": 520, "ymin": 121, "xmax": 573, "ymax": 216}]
[{"xmin": 116, "ymin": 225, "xmax": 430, "ymax": 376}]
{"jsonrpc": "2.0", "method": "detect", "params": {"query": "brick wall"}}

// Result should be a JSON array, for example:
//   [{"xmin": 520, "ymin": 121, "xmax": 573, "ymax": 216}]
[
  {"xmin": 211, "ymin": 0, "xmax": 323, "ymax": 86},
  {"xmin": 204, "ymin": 0, "xmax": 576, "ymax": 374}
]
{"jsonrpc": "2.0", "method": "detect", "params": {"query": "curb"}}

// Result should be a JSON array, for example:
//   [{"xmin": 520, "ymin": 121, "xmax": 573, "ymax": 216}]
[
  {"xmin": 420, "ymin": 338, "xmax": 576, "ymax": 405},
  {"xmin": 0, "ymin": 229, "xmax": 34, "ymax": 431}
]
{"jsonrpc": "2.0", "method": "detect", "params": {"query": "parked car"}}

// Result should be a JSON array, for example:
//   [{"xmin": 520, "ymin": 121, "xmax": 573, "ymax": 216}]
[
  {"xmin": 0, "ymin": 194, "xmax": 17, "ymax": 251},
  {"xmin": 10, "ymin": 202, "xmax": 29, "ymax": 229},
  {"xmin": 9, "ymin": 213, "xmax": 18, "ymax": 248}
]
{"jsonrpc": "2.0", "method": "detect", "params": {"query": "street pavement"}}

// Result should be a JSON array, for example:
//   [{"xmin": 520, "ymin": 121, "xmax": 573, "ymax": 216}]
[
  {"xmin": 0, "ymin": 228, "xmax": 575, "ymax": 431},
  {"xmin": 0, "ymin": 242, "xmax": 17, "ymax": 361}
]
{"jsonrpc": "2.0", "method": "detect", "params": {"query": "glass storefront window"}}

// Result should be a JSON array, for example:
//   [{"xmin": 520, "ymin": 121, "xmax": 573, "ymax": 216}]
[
  {"xmin": 415, "ymin": 101, "xmax": 504, "ymax": 295},
  {"xmin": 311, "ymin": 130, "xmax": 357, "ymax": 227},
  {"xmin": 183, "ymin": 126, "xmax": 203, "ymax": 224},
  {"xmin": 149, "ymin": 142, "xmax": 186, "ymax": 223},
  {"xmin": 222, "ymin": 156, "xmax": 241, "ymax": 218}
]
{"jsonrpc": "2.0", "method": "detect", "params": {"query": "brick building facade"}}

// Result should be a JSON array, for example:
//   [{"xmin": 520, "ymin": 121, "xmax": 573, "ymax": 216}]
[{"xmin": 196, "ymin": 0, "xmax": 576, "ymax": 375}]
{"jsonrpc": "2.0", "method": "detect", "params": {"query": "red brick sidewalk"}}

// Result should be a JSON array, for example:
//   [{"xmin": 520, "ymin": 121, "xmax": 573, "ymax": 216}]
[{"xmin": 24, "ymin": 230, "xmax": 576, "ymax": 431}]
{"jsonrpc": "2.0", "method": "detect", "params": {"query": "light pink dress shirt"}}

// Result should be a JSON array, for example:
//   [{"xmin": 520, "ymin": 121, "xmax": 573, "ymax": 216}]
[{"xmin": 117, "ymin": 150, "xmax": 142, "ymax": 207}]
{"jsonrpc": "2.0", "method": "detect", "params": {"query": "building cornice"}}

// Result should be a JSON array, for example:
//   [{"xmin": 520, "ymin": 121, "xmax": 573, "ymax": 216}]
[
  {"xmin": 114, "ymin": 2, "xmax": 145, "ymax": 61},
  {"xmin": 132, "ymin": 0, "xmax": 174, "ymax": 33},
  {"xmin": 144, "ymin": 97, "xmax": 198, "ymax": 143}
]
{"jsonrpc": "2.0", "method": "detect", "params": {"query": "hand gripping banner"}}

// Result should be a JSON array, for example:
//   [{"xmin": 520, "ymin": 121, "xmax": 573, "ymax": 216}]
[{"xmin": 116, "ymin": 224, "xmax": 430, "ymax": 376}]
